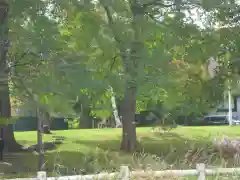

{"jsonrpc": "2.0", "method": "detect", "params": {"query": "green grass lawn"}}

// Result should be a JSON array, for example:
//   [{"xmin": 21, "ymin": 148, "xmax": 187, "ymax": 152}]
[{"xmin": 3, "ymin": 126, "xmax": 240, "ymax": 179}]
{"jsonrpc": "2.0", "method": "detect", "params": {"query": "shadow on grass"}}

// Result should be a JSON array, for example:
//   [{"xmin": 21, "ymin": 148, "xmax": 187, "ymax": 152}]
[
  {"xmin": 73, "ymin": 131, "xmax": 217, "ymax": 166},
  {"xmin": 24, "ymin": 141, "xmax": 61, "ymax": 151},
  {"xmin": 74, "ymin": 139, "xmax": 120, "ymax": 151},
  {"xmin": 74, "ymin": 132, "xmax": 190, "ymax": 154}
]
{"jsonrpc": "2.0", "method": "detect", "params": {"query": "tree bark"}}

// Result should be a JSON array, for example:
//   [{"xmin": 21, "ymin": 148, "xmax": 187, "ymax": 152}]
[
  {"xmin": 36, "ymin": 107, "xmax": 44, "ymax": 170},
  {"xmin": 109, "ymin": 86, "xmax": 122, "ymax": 127},
  {"xmin": 2, "ymin": 125, "xmax": 22, "ymax": 152},
  {"xmin": 42, "ymin": 111, "xmax": 51, "ymax": 128},
  {"xmin": 0, "ymin": 0, "xmax": 23, "ymax": 152},
  {"xmin": 41, "ymin": 111, "xmax": 51, "ymax": 134},
  {"xmin": 101, "ymin": 1, "xmax": 142, "ymax": 152},
  {"xmin": 120, "ymin": 84, "xmax": 137, "ymax": 152},
  {"xmin": 0, "ymin": 88, "xmax": 23, "ymax": 152}
]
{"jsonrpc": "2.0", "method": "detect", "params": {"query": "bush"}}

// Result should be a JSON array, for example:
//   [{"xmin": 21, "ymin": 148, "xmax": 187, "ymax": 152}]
[{"xmin": 68, "ymin": 119, "xmax": 79, "ymax": 129}]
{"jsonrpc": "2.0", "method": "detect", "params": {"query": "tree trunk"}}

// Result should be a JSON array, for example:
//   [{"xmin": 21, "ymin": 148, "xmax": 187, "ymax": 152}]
[
  {"xmin": 2, "ymin": 126, "xmax": 22, "ymax": 152},
  {"xmin": 41, "ymin": 111, "xmax": 51, "ymax": 134},
  {"xmin": 0, "ymin": 0, "xmax": 23, "ymax": 152},
  {"xmin": 79, "ymin": 106, "xmax": 92, "ymax": 129},
  {"xmin": 119, "ymin": 1, "xmax": 145, "ymax": 152},
  {"xmin": 120, "ymin": 85, "xmax": 137, "ymax": 152},
  {"xmin": 0, "ymin": 88, "xmax": 23, "ymax": 152},
  {"xmin": 36, "ymin": 107, "xmax": 44, "ymax": 170},
  {"xmin": 109, "ymin": 86, "xmax": 122, "ymax": 127},
  {"xmin": 42, "ymin": 111, "xmax": 51, "ymax": 128},
  {"xmin": 101, "ymin": 1, "xmax": 142, "ymax": 152}
]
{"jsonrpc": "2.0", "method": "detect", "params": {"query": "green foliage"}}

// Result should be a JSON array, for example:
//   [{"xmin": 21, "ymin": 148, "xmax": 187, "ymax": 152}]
[
  {"xmin": 7, "ymin": 0, "xmax": 240, "ymax": 125},
  {"xmin": 68, "ymin": 119, "xmax": 79, "ymax": 129}
]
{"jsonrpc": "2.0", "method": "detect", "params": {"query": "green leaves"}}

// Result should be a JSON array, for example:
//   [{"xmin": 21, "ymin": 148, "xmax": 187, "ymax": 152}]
[{"xmin": 7, "ymin": 0, "xmax": 240, "ymax": 122}]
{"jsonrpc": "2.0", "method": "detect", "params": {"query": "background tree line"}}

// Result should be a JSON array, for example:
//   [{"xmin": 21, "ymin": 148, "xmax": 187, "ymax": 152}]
[{"xmin": 0, "ymin": 0, "xmax": 240, "ymax": 152}]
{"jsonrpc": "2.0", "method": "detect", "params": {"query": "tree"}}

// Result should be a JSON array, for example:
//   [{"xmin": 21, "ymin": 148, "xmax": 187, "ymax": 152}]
[
  {"xmin": 2, "ymin": 0, "xmax": 71, "ymax": 151},
  {"xmin": 0, "ymin": 0, "xmax": 23, "ymax": 152},
  {"xmin": 5, "ymin": 0, "xmax": 235, "ymax": 153},
  {"xmin": 48, "ymin": 0, "xmax": 227, "ymax": 151}
]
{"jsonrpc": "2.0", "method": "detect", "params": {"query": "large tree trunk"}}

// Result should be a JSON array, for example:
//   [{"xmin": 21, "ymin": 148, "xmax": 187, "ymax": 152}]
[
  {"xmin": 120, "ymin": 84, "xmax": 137, "ymax": 152},
  {"xmin": 120, "ymin": 0, "xmax": 145, "ymax": 152},
  {"xmin": 101, "ymin": 1, "xmax": 142, "ymax": 152},
  {"xmin": 2, "ymin": 125, "xmax": 22, "ymax": 152},
  {"xmin": 0, "ymin": 88, "xmax": 23, "ymax": 152},
  {"xmin": 0, "ymin": 0, "xmax": 23, "ymax": 152}
]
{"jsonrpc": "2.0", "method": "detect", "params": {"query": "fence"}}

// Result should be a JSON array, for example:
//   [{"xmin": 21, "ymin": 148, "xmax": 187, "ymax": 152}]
[{"xmin": 4, "ymin": 164, "xmax": 240, "ymax": 180}]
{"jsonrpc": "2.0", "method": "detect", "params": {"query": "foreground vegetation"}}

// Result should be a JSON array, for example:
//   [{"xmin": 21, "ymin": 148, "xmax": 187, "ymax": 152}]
[{"xmin": 2, "ymin": 126, "xmax": 240, "ymax": 179}]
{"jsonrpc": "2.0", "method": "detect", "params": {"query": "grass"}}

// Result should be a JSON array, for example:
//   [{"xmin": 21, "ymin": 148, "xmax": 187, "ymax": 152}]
[{"xmin": 2, "ymin": 126, "xmax": 240, "ymax": 179}]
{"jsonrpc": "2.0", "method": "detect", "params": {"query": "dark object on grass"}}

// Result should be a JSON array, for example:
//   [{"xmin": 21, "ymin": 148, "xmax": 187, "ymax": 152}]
[
  {"xmin": 42, "ymin": 125, "xmax": 51, "ymax": 134},
  {"xmin": 0, "ymin": 139, "xmax": 4, "ymax": 161}
]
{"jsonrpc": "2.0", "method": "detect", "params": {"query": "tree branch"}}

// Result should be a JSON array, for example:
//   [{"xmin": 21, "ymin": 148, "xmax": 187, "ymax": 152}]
[
  {"xmin": 102, "ymin": 6, "xmax": 121, "ymax": 44},
  {"xmin": 108, "ymin": 55, "xmax": 118, "ymax": 74},
  {"xmin": 10, "ymin": 51, "xmax": 43, "ymax": 67}
]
